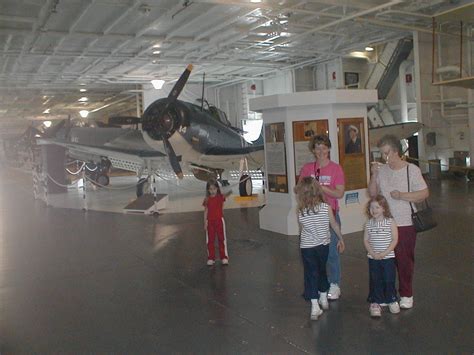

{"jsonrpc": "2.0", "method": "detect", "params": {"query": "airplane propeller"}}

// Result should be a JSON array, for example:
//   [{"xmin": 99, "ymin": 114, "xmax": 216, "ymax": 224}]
[{"xmin": 112, "ymin": 64, "xmax": 194, "ymax": 179}]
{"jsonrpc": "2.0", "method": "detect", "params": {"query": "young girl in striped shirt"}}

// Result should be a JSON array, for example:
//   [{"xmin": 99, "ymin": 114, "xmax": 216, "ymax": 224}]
[
  {"xmin": 295, "ymin": 177, "xmax": 345, "ymax": 321},
  {"xmin": 364, "ymin": 195, "xmax": 399, "ymax": 317}
]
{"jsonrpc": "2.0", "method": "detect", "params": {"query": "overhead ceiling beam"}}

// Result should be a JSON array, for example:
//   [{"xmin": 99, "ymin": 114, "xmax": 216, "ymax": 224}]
[
  {"xmin": 266, "ymin": 0, "xmax": 405, "ymax": 51},
  {"xmin": 76, "ymin": 2, "xmax": 189, "ymax": 81}
]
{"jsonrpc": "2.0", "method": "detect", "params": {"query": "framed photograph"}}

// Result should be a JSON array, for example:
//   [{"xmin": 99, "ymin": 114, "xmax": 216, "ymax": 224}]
[
  {"xmin": 344, "ymin": 72, "xmax": 359, "ymax": 89},
  {"xmin": 343, "ymin": 122, "xmax": 363, "ymax": 155}
]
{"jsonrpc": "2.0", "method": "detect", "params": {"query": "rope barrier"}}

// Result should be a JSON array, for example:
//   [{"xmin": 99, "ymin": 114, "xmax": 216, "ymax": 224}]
[
  {"xmin": 403, "ymin": 156, "xmax": 449, "ymax": 167},
  {"xmin": 66, "ymin": 162, "xmax": 85, "ymax": 175},
  {"xmin": 46, "ymin": 173, "xmax": 79, "ymax": 188}
]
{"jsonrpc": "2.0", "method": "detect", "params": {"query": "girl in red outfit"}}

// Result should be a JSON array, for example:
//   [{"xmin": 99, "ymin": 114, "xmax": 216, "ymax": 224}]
[{"xmin": 203, "ymin": 179, "xmax": 231, "ymax": 266}]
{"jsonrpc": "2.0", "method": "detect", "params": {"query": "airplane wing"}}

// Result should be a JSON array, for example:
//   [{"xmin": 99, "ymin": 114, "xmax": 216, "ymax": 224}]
[
  {"xmin": 37, "ymin": 138, "xmax": 165, "ymax": 165},
  {"xmin": 369, "ymin": 122, "xmax": 423, "ymax": 148}
]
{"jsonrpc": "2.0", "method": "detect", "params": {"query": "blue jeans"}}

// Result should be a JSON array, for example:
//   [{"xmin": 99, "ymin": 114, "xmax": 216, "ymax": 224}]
[
  {"xmin": 301, "ymin": 245, "xmax": 330, "ymax": 301},
  {"xmin": 327, "ymin": 212, "xmax": 341, "ymax": 285},
  {"xmin": 367, "ymin": 258, "xmax": 397, "ymax": 304}
]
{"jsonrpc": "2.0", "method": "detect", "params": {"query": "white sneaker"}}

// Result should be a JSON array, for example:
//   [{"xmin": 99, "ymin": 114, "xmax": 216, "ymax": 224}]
[
  {"xmin": 328, "ymin": 283, "xmax": 341, "ymax": 300},
  {"xmin": 319, "ymin": 292, "xmax": 329, "ymax": 310},
  {"xmin": 400, "ymin": 296, "xmax": 413, "ymax": 309},
  {"xmin": 388, "ymin": 301, "xmax": 400, "ymax": 314},
  {"xmin": 222, "ymin": 258, "xmax": 229, "ymax": 265},
  {"xmin": 369, "ymin": 303, "xmax": 382, "ymax": 317},
  {"xmin": 207, "ymin": 259, "xmax": 215, "ymax": 266},
  {"xmin": 310, "ymin": 301, "xmax": 323, "ymax": 320}
]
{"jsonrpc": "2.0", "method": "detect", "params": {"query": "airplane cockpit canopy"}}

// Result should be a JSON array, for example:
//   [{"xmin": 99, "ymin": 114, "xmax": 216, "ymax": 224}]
[{"xmin": 208, "ymin": 105, "xmax": 232, "ymax": 127}]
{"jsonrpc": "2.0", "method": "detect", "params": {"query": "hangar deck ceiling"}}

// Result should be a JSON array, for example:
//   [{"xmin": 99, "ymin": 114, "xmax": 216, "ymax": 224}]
[{"xmin": 0, "ymin": 0, "xmax": 470, "ymax": 134}]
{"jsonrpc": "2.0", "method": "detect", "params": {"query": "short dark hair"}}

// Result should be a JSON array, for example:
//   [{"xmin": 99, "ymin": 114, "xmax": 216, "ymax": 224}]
[
  {"xmin": 377, "ymin": 134, "xmax": 402, "ymax": 155},
  {"xmin": 308, "ymin": 134, "xmax": 331, "ymax": 151},
  {"xmin": 205, "ymin": 178, "xmax": 222, "ymax": 196}
]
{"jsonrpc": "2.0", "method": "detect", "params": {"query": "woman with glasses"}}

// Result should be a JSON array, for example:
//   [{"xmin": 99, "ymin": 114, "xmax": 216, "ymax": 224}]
[
  {"xmin": 298, "ymin": 134, "xmax": 346, "ymax": 301},
  {"xmin": 368, "ymin": 134, "xmax": 429, "ymax": 309}
]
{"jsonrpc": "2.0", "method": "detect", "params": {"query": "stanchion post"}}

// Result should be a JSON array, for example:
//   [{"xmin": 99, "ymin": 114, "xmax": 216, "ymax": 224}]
[
  {"xmin": 43, "ymin": 172, "xmax": 48, "ymax": 206},
  {"xmin": 152, "ymin": 174, "xmax": 158, "ymax": 215},
  {"xmin": 82, "ymin": 171, "xmax": 88, "ymax": 211}
]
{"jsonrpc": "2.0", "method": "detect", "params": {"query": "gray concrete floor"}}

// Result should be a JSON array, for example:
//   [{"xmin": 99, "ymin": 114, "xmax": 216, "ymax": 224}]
[{"xmin": 0, "ymin": 168, "xmax": 472, "ymax": 354}]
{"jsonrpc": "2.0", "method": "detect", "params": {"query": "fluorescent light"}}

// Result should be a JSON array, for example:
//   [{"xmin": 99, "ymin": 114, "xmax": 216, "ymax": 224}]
[
  {"xmin": 250, "ymin": 0, "xmax": 262, "ymax": 2},
  {"xmin": 78, "ymin": 97, "xmax": 88, "ymax": 102},
  {"xmin": 153, "ymin": 43, "xmax": 161, "ymax": 48},
  {"xmin": 350, "ymin": 51, "xmax": 368, "ymax": 59},
  {"xmin": 42, "ymin": 108, "xmax": 50, "ymax": 114},
  {"xmin": 151, "ymin": 79, "xmax": 165, "ymax": 89},
  {"xmin": 79, "ymin": 88, "xmax": 87, "ymax": 92},
  {"xmin": 365, "ymin": 46, "xmax": 374, "ymax": 52},
  {"xmin": 79, "ymin": 110, "xmax": 89, "ymax": 118},
  {"xmin": 152, "ymin": 50, "xmax": 161, "ymax": 55},
  {"xmin": 43, "ymin": 120, "xmax": 52, "ymax": 128}
]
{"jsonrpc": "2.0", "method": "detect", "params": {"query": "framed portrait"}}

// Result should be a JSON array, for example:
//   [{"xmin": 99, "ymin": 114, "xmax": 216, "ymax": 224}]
[
  {"xmin": 343, "ymin": 122, "xmax": 363, "ymax": 155},
  {"xmin": 337, "ymin": 118, "xmax": 367, "ymax": 190}
]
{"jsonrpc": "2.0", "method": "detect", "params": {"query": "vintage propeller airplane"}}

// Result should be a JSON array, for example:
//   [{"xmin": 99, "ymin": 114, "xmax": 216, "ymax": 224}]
[{"xmin": 36, "ymin": 64, "xmax": 264, "ymax": 196}]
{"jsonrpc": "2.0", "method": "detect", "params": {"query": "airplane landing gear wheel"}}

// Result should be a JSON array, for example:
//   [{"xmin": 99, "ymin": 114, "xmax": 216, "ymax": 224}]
[
  {"xmin": 239, "ymin": 174, "xmax": 252, "ymax": 197},
  {"xmin": 97, "ymin": 174, "xmax": 109, "ymax": 186}
]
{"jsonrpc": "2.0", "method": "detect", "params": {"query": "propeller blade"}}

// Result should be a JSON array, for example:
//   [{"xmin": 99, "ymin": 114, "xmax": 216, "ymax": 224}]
[
  {"xmin": 163, "ymin": 137, "xmax": 183, "ymax": 179},
  {"xmin": 167, "ymin": 64, "xmax": 193, "ymax": 102},
  {"xmin": 108, "ymin": 116, "xmax": 142, "ymax": 126}
]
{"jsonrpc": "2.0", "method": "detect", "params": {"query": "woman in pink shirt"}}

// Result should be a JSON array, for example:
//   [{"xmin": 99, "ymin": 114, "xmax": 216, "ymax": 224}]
[{"xmin": 299, "ymin": 135, "xmax": 345, "ymax": 300}]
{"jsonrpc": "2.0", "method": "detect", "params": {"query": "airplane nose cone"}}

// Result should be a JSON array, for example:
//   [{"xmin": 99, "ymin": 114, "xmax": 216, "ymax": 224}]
[{"xmin": 160, "ymin": 112, "xmax": 174, "ymax": 133}]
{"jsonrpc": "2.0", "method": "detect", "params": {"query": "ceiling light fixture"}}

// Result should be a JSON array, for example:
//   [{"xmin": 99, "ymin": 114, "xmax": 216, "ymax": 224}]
[
  {"xmin": 43, "ymin": 120, "xmax": 52, "ymax": 128},
  {"xmin": 250, "ymin": 0, "xmax": 262, "ymax": 3},
  {"xmin": 153, "ymin": 50, "xmax": 161, "ymax": 55},
  {"xmin": 153, "ymin": 44, "xmax": 161, "ymax": 48},
  {"xmin": 365, "ymin": 46, "xmax": 374, "ymax": 52},
  {"xmin": 42, "ymin": 108, "xmax": 50, "ymax": 114},
  {"xmin": 79, "ymin": 88, "xmax": 87, "ymax": 92},
  {"xmin": 79, "ymin": 110, "xmax": 89, "ymax": 118},
  {"xmin": 151, "ymin": 79, "xmax": 165, "ymax": 89},
  {"xmin": 78, "ymin": 97, "xmax": 88, "ymax": 102},
  {"xmin": 350, "ymin": 51, "xmax": 369, "ymax": 59}
]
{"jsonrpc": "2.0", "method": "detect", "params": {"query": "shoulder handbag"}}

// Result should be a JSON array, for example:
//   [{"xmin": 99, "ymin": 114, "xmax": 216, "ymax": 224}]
[{"xmin": 407, "ymin": 166, "xmax": 437, "ymax": 233}]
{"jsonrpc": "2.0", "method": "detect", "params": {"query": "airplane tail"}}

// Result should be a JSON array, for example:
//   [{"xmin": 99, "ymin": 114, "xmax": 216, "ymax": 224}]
[{"xmin": 251, "ymin": 125, "xmax": 264, "ymax": 146}]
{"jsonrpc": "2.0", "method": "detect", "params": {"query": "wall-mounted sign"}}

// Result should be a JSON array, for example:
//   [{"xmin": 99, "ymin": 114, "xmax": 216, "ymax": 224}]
[
  {"xmin": 337, "ymin": 117, "xmax": 367, "ymax": 190},
  {"xmin": 265, "ymin": 122, "xmax": 288, "ymax": 193},
  {"xmin": 292, "ymin": 120, "xmax": 329, "ymax": 182},
  {"xmin": 345, "ymin": 192, "xmax": 360, "ymax": 205}
]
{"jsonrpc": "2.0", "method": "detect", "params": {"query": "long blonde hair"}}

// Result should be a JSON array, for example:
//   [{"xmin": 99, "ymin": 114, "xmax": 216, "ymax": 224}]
[{"xmin": 295, "ymin": 177, "xmax": 326, "ymax": 215}]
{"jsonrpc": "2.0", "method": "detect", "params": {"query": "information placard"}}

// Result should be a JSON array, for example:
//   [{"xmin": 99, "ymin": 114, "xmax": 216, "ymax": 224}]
[{"xmin": 265, "ymin": 123, "xmax": 288, "ymax": 193}]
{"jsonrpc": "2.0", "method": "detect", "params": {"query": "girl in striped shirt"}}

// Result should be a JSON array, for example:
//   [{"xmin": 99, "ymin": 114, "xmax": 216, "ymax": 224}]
[
  {"xmin": 364, "ymin": 195, "xmax": 399, "ymax": 317},
  {"xmin": 295, "ymin": 177, "xmax": 345, "ymax": 321}
]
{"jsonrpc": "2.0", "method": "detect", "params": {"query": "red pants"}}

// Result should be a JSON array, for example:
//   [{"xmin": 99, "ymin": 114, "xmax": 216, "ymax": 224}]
[
  {"xmin": 206, "ymin": 218, "xmax": 228, "ymax": 261},
  {"xmin": 395, "ymin": 225, "xmax": 417, "ymax": 297}
]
